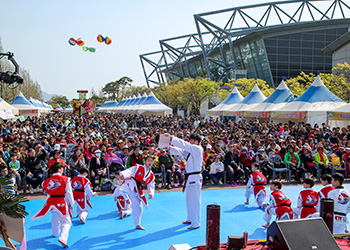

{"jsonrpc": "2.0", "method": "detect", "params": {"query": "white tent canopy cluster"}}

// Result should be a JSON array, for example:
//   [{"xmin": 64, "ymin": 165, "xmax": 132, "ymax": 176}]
[
  {"xmin": 97, "ymin": 91, "xmax": 172, "ymax": 116},
  {"xmin": 29, "ymin": 97, "xmax": 51, "ymax": 114},
  {"xmin": 209, "ymin": 76, "xmax": 350, "ymax": 126},
  {"xmin": 63, "ymin": 104, "xmax": 74, "ymax": 113},
  {"xmin": 6, "ymin": 91, "xmax": 54, "ymax": 118}
]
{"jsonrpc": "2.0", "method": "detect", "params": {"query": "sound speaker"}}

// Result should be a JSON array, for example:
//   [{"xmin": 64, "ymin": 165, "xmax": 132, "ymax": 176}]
[{"xmin": 267, "ymin": 218, "xmax": 340, "ymax": 250}]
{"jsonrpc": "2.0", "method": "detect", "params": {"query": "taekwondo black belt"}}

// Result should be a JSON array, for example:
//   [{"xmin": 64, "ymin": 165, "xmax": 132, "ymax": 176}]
[
  {"xmin": 182, "ymin": 171, "xmax": 202, "ymax": 192},
  {"xmin": 302, "ymin": 205, "xmax": 314, "ymax": 208},
  {"xmin": 254, "ymin": 183, "xmax": 266, "ymax": 186},
  {"xmin": 279, "ymin": 204, "xmax": 291, "ymax": 207},
  {"xmin": 50, "ymin": 195, "xmax": 65, "ymax": 198},
  {"xmin": 74, "ymin": 189, "xmax": 84, "ymax": 192},
  {"xmin": 132, "ymin": 177, "xmax": 143, "ymax": 197},
  {"xmin": 334, "ymin": 211, "xmax": 346, "ymax": 216}
]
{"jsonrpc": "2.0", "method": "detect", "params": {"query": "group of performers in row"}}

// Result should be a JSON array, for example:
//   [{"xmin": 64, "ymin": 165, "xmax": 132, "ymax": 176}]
[
  {"xmin": 31, "ymin": 133, "xmax": 203, "ymax": 248},
  {"xmin": 245, "ymin": 162, "xmax": 350, "ymax": 234}
]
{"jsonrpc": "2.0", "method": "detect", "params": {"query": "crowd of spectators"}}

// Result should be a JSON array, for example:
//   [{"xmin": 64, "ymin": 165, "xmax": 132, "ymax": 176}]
[{"xmin": 1, "ymin": 113, "xmax": 350, "ymax": 195}]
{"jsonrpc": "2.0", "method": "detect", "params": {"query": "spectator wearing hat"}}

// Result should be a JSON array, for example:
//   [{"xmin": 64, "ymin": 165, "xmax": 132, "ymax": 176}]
[
  {"xmin": 256, "ymin": 148, "xmax": 273, "ymax": 183},
  {"xmin": 120, "ymin": 145, "xmax": 130, "ymax": 166},
  {"xmin": 314, "ymin": 145, "xmax": 331, "ymax": 175},
  {"xmin": 284, "ymin": 145, "xmax": 304, "ymax": 183},
  {"xmin": 40, "ymin": 136, "xmax": 52, "ymax": 153},
  {"xmin": 115, "ymin": 140, "xmax": 124, "ymax": 151},
  {"xmin": 105, "ymin": 146, "xmax": 117, "ymax": 162},
  {"xmin": 48, "ymin": 150, "xmax": 67, "ymax": 174},
  {"xmin": 335, "ymin": 147, "xmax": 346, "ymax": 159},
  {"xmin": 89, "ymin": 149, "xmax": 107, "ymax": 191},
  {"xmin": 126, "ymin": 146, "xmax": 143, "ymax": 169},
  {"xmin": 300, "ymin": 146, "xmax": 316, "ymax": 178},
  {"xmin": 239, "ymin": 147, "xmax": 253, "ymax": 181}
]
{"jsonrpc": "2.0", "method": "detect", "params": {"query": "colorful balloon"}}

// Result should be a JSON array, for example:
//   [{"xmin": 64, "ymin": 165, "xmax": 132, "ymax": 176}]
[
  {"xmin": 69, "ymin": 37, "xmax": 77, "ymax": 46},
  {"xmin": 97, "ymin": 34, "xmax": 104, "ymax": 43},
  {"xmin": 82, "ymin": 47, "xmax": 96, "ymax": 53},
  {"xmin": 68, "ymin": 37, "xmax": 84, "ymax": 46},
  {"xmin": 97, "ymin": 34, "xmax": 112, "ymax": 45},
  {"xmin": 76, "ymin": 38, "xmax": 84, "ymax": 46}
]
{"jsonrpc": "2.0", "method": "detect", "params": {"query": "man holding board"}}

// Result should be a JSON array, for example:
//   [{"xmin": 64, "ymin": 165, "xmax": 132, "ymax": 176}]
[{"xmin": 162, "ymin": 133, "xmax": 203, "ymax": 229}]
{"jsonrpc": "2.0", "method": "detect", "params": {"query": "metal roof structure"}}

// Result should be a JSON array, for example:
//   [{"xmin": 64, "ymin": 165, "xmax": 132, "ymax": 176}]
[{"xmin": 140, "ymin": 0, "xmax": 350, "ymax": 87}]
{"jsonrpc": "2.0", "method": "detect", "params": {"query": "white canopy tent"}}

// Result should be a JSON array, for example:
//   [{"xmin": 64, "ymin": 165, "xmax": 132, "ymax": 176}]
[
  {"xmin": 208, "ymin": 87, "xmax": 244, "ymax": 116},
  {"xmin": 104, "ymin": 101, "xmax": 119, "ymax": 113},
  {"xmin": 126, "ymin": 94, "xmax": 142, "ymax": 113},
  {"xmin": 273, "ymin": 76, "xmax": 347, "ymax": 125},
  {"xmin": 129, "ymin": 92, "xmax": 148, "ymax": 113},
  {"xmin": 10, "ymin": 92, "xmax": 39, "ymax": 117},
  {"xmin": 29, "ymin": 97, "xmax": 49, "ymax": 114},
  {"xmin": 64, "ymin": 104, "xmax": 74, "ymax": 113},
  {"xmin": 97, "ymin": 101, "xmax": 113, "ymax": 112},
  {"xmin": 0, "ymin": 97, "xmax": 17, "ymax": 119},
  {"xmin": 246, "ymin": 80, "xmax": 295, "ymax": 111},
  {"xmin": 136, "ymin": 91, "xmax": 172, "ymax": 116},
  {"xmin": 121, "ymin": 95, "xmax": 136, "ymax": 112},
  {"xmin": 327, "ymin": 104, "xmax": 350, "ymax": 128}
]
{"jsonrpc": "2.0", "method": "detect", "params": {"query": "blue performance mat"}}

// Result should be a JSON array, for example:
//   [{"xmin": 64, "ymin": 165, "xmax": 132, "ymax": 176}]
[{"xmin": 5, "ymin": 184, "xmax": 350, "ymax": 249}]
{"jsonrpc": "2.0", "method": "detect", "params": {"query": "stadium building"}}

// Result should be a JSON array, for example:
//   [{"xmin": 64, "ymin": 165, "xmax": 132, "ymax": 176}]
[{"xmin": 140, "ymin": 0, "xmax": 350, "ymax": 88}]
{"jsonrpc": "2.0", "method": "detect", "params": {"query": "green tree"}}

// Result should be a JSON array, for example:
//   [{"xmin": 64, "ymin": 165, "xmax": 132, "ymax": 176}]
[
  {"xmin": 153, "ymin": 78, "xmax": 219, "ymax": 115},
  {"xmin": 218, "ymin": 78, "xmax": 274, "ymax": 101},
  {"xmin": 102, "ymin": 76, "xmax": 133, "ymax": 101},
  {"xmin": 48, "ymin": 95, "xmax": 70, "ymax": 108},
  {"xmin": 123, "ymin": 85, "xmax": 148, "ymax": 98},
  {"xmin": 153, "ymin": 82, "xmax": 183, "ymax": 111},
  {"xmin": 180, "ymin": 78, "xmax": 219, "ymax": 115}
]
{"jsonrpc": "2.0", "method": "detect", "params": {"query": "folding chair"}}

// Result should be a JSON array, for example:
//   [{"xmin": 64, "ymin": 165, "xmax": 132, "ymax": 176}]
[{"xmin": 270, "ymin": 154, "xmax": 291, "ymax": 182}]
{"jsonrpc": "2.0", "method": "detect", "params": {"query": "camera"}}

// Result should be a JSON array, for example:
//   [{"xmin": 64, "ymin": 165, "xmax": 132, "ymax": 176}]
[
  {"xmin": 0, "ymin": 72, "xmax": 23, "ymax": 84},
  {"xmin": 0, "ymin": 52, "xmax": 24, "ymax": 86}
]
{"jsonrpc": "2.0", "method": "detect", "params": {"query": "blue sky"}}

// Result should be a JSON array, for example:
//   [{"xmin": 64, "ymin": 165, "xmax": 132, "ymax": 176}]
[{"xmin": 0, "ymin": 0, "xmax": 267, "ymax": 100}]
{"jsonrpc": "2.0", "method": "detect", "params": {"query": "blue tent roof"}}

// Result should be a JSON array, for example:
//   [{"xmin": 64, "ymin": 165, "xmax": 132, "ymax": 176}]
[
  {"xmin": 240, "ymin": 84, "xmax": 266, "ymax": 104},
  {"xmin": 10, "ymin": 92, "xmax": 34, "ymax": 106},
  {"xmin": 128, "ymin": 94, "xmax": 141, "ymax": 108},
  {"xmin": 55, "ymin": 105, "xmax": 63, "ymax": 110},
  {"xmin": 109, "ymin": 101, "xmax": 118, "ymax": 107},
  {"xmin": 263, "ymin": 80, "xmax": 295, "ymax": 104},
  {"xmin": 66, "ymin": 104, "xmax": 73, "ymax": 108},
  {"xmin": 141, "ymin": 92, "xmax": 163, "ymax": 105},
  {"xmin": 116, "ymin": 99, "xmax": 126, "ymax": 107},
  {"xmin": 294, "ymin": 76, "xmax": 344, "ymax": 103},
  {"xmin": 122, "ymin": 97, "xmax": 134, "ymax": 107},
  {"xmin": 133, "ymin": 93, "xmax": 148, "ymax": 107},
  {"xmin": 222, "ymin": 87, "xmax": 244, "ymax": 105}
]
